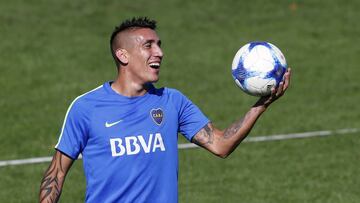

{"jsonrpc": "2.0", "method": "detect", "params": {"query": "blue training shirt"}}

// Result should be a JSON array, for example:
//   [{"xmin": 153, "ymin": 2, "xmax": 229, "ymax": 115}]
[{"xmin": 55, "ymin": 82, "xmax": 210, "ymax": 203}]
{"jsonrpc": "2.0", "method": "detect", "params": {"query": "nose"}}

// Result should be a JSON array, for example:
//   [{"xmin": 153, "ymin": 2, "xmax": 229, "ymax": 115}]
[{"xmin": 154, "ymin": 44, "xmax": 163, "ymax": 58}]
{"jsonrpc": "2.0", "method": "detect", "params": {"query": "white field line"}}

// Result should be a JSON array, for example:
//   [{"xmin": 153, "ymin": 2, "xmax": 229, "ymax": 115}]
[
  {"xmin": 0, "ymin": 128, "xmax": 358, "ymax": 167},
  {"xmin": 178, "ymin": 128, "xmax": 359, "ymax": 149}
]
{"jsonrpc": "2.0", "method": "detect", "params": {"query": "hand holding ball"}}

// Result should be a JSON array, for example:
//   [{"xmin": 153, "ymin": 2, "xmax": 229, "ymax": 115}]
[{"xmin": 231, "ymin": 42, "xmax": 287, "ymax": 96}]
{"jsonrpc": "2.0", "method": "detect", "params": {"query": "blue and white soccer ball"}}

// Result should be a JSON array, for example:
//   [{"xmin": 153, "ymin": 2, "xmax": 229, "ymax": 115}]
[{"xmin": 231, "ymin": 42, "xmax": 287, "ymax": 96}]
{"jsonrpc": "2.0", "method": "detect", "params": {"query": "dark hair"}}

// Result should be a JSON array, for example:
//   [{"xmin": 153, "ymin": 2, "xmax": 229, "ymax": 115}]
[{"xmin": 110, "ymin": 17, "xmax": 157, "ymax": 67}]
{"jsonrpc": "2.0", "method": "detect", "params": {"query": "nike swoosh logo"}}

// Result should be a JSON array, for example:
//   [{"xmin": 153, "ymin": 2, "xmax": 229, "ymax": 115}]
[{"xmin": 105, "ymin": 119, "xmax": 123, "ymax": 128}]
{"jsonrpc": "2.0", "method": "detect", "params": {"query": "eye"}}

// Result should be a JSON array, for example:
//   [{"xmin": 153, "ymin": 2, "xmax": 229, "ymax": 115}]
[{"xmin": 144, "ymin": 42, "xmax": 152, "ymax": 48}]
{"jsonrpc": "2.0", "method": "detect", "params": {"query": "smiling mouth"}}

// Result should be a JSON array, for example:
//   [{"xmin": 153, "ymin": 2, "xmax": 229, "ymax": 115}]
[{"xmin": 149, "ymin": 62, "xmax": 160, "ymax": 69}]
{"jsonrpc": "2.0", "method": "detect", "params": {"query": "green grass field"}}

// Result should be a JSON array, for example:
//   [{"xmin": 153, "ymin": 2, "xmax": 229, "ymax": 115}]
[{"xmin": 0, "ymin": 0, "xmax": 359, "ymax": 202}]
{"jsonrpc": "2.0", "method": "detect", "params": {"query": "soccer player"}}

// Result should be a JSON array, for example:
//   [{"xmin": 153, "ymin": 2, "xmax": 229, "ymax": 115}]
[{"xmin": 39, "ymin": 17, "xmax": 291, "ymax": 203}]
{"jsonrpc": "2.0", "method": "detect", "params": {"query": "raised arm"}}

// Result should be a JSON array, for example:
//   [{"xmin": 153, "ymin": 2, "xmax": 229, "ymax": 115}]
[
  {"xmin": 192, "ymin": 68, "xmax": 291, "ymax": 158},
  {"xmin": 39, "ymin": 150, "xmax": 74, "ymax": 203}
]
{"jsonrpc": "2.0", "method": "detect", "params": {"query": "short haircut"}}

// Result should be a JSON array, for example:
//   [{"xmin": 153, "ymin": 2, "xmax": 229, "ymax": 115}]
[{"xmin": 110, "ymin": 17, "xmax": 157, "ymax": 67}]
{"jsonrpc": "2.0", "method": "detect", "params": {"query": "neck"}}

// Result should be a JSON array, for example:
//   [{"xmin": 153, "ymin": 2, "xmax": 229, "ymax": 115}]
[{"xmin": 111, "ymin": 77, "xmax": 151, "ymax": 97}]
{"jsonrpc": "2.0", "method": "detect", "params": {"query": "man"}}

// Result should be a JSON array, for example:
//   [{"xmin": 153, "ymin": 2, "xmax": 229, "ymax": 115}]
[{"xmin": 39, "ymin": 17, "xmax": 291, "ymax": 203}]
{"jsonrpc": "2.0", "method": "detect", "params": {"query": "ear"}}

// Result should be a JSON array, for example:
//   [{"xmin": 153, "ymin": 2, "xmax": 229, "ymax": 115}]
[{"xmin": 115, "ymin": 49, "xmax": 129, "ymax": 65}]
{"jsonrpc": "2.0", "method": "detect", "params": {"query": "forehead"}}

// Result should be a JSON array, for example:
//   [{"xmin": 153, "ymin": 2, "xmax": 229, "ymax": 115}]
[{"xmin": 128, "ymin": 28, "xmax": 160, "ymax": 43}]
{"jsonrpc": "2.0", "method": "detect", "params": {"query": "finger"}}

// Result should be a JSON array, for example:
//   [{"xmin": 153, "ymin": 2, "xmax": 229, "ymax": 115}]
[
  {"xmin": 283, "ymin": 68, "xmax": 291, "ymax": 91},
  {"xmin": 276, "ymin": 81, "xmax": 284, "ymax": 97},
  {"xmin": 270, "ymin": 86, "xmax": 276, "ymax": 97}
]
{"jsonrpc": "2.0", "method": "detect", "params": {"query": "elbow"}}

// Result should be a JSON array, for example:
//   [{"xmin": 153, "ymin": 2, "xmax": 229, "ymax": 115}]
[
  {"xmin": 213, "ymin": 148, "xmax": 231, "ymax": 159},
  {"xmin": 218, "ymin": 153, "xmax": 229, "ymax": 159}
]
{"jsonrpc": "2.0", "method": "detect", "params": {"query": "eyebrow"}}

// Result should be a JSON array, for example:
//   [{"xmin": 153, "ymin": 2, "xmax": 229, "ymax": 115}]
[{"xmin": 144, "ymin": 39, "xmax": 162, "ymax": 46}]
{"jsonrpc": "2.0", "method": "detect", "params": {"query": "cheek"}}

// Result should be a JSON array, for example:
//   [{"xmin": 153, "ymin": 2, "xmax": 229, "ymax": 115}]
[
  {"xmin": 139, "ymin": 48, "xmax": 151, "ymax": 58},
  {"xmin": 129, "ymin": 53, "xmax": 143, "ymax": 65}
]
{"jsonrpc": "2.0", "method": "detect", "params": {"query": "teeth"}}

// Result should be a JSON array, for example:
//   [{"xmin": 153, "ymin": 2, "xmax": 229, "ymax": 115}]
[{"xmin": 149, "ymin": 63, "xmax": 160, "ymax": 67}]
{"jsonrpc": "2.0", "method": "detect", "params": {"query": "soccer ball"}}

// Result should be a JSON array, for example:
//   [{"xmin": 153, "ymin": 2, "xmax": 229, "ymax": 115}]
[{"xmin": 231, "ymin": 42, "xmax": 287, "ymax": 96}]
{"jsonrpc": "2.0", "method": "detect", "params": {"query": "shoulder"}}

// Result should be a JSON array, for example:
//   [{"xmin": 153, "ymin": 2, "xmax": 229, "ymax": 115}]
[
  {"xmin": 67, "ymin": 84, "xmax": 104, "ymax": 114},
  {"xmin": 159, "ymin": 87, "xmax": 194, "ymax": 111},
  {"xmin": 147, "ymin": 86, "xmax": 189, "ymax": 110},
  {"xmin": 147, "ymin": 85, "xmax": 186, "ymax": 98},
  {"xmin": 162, "ymin": 87, "xmax": 186, "ymax": 98}
]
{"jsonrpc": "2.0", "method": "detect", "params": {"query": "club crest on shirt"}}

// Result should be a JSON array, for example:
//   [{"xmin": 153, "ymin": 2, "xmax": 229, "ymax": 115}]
[{"xmin": 150, "ymin": 108, "xmax": 164, "ymax": 125}]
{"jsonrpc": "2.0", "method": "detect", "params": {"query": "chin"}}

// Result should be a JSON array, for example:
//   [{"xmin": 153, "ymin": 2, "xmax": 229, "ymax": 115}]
[
  {"xmin": 151, "ymin": 78, "xmax": 160, "ymax": 83},
  {"xmin": 149, "ymin": 74, "xmax": 160, "ymax": 83}
]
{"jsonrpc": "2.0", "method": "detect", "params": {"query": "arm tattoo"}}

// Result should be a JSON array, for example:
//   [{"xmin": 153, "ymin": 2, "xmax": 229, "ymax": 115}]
[
  {"xmin": 192, "ymin": 109, "xmax": 262, "ymax": 157},
  {"xmin": 223, "ymin": 110, "xmax": 253, "ymax": 139},
  {"xmin": 193, "ymin": 124, "xmax": 214, "ymax": 146},
  {"xmin": 223, "ymin": 118, "xmax": 244, "ymax": 139},
  {"xmin": 39, "ymin": 153, "xmax": 69, "ymax": 203}
]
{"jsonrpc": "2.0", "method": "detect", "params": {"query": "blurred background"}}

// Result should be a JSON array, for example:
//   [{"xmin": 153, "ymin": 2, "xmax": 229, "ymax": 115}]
[{"xmin": 0, "ymin": 0, "xmax": 359, "ymax": 202}]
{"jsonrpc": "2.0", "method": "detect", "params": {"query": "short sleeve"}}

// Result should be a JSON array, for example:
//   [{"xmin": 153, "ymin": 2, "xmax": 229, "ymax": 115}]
[
  {"xmin": 55, "ymin": 99, "xmax": 90, "ymax": 159},
  {"xmin": 170, "ymin": 89, "xmax": 210, "ymax": 141}
]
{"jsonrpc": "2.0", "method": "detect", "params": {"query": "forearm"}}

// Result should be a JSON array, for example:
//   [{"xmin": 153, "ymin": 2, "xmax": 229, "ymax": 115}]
[
  {"xmin": 217, "ymin": 68, "xmax": 291, "ymax": 152},
  {"xmin": 193, "ymin": 68, "xmax": 291, "ymax": 158},
  {"xmin": 219, "ymin": 105, "xmax": 266, "ymax": 155},
  {"xmin": 193, "ymin": 104, "xmax": 266, "ymax": 158},
  {"xmin": 39, "ymin": 151, "xmax": 72, "ymax": 203}
]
